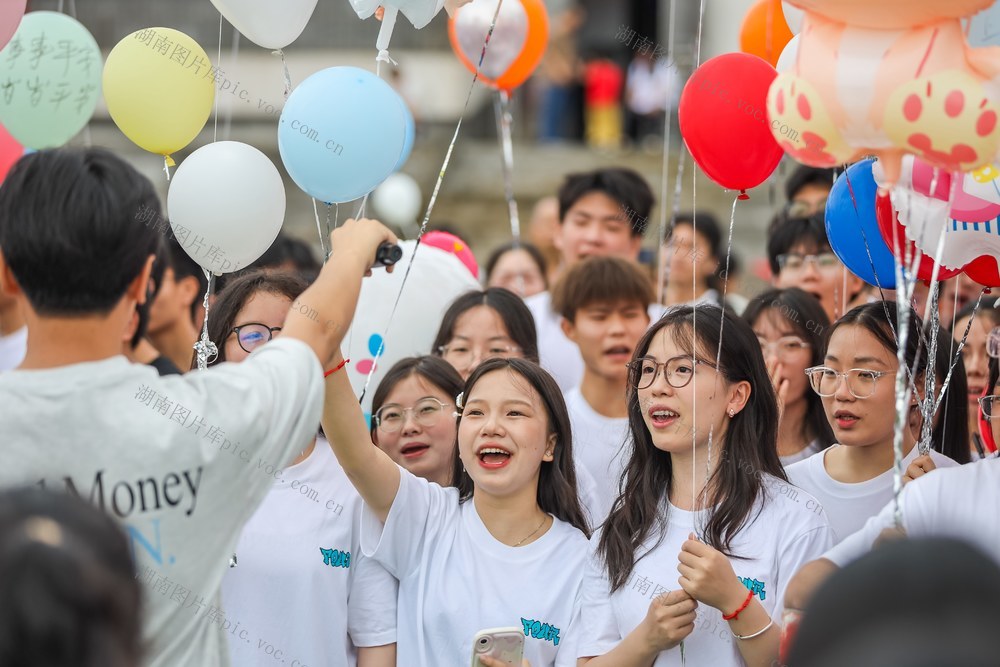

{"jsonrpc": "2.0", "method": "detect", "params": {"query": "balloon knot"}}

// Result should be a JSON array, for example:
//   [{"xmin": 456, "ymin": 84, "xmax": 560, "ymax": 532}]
[
  {"xmin": 376, "ymin": 49, "xmax": 398, "ymax": 67},
  {"xmin": 737, "ymin": 190, "xmax": 750, "ymax": 201}
]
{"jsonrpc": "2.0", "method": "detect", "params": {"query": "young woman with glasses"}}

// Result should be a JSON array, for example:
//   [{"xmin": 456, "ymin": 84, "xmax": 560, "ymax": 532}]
[
  {"xmin": 206, "ymin": 270, "xmax": 398, "ymax": 667},
  {"xmin": 577, "ymin": 306, "xmax": 833, "ymax": 667},
  {"xmin": 370, "ymin": 356, "xmax": 464, "ymax": 487},
  {"xmin": 431, "ymin": 288, "xmax": 539, "ymax": 380},
  {"xmin": 743, "ymin": 288, "xmax": 834, "ymax": 467},
  {"xmin": 785, "ymin": 302, "xmax": 960, "ymax": 545},
  {"xmin": 322, "ymin": 352, "xmax": 590, "ymax": 666}
]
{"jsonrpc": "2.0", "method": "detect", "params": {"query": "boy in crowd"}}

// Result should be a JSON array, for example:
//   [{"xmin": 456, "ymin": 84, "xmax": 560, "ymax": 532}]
[
  {"xmin": 784, "ymin": 165, "xmax": 837, "ymax": 219},
  {"xmin": 0, "ymin": 285, "xmax": 25, "ymax": 371},
  {"xmin": 526, "ymin": 167, "xmax": 654, "ymax": 390},
  {"xmin": 0, "ymin": 147, "xmax": 397, "ymax": 667},
  {"xmin": 146, "ymin": 234, "xmax": 208, "ymax": 372},
  {"xmin": 551, "ymin": 256, "xmax": 653, "ymax": 525},
  {"xmin": 768, "ymin": 214, "xmax": 865, "ymax": 323}
]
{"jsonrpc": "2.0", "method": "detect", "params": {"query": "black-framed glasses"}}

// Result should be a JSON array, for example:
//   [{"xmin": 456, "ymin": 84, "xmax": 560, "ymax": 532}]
[
  {"xmin": 804, "ymin": 366, "xmax": 896, "ymax": 399},
  {"xmin": 374, "ymin": 398, "xmax": 451, "ymax": 433},
  {"xmin": 757, "ymin": 336, "xmax": 811, "ymax": 360},
  {"xmin": 627, "ymin": 356, "xmax": 718, "ymax": 390},
  {"xmin": 987, "ymin": 327, "xmax": 1000, "ymax": 359},
  {"xmin": 438, "ymin": 342, "xmax": 522, "ymax": 369},
  {"xmin": 230, "ymin": 323, "xmax": 282, "ymax": 354},
  {"xmin": 979, "ymin": 395, "xmax": 1000, "ymax": 420},
  {"xmin": 776, "ymin": 252, "xmax": 840, "ymax": 273}
]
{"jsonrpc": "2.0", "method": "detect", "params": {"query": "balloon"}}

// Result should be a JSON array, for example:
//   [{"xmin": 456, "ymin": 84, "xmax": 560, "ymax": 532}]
[
  {"xmin": 0, "ymin": 12, "xmax": 101, "ymax": 149},
  {"xmin": 776, "ymin": 34, "xmax": 799, "ymax": 74},
  {"xmin": 739, "ymin": 0, "xmax": 793, "ymax": 67},
  {"xmin": 968, "ymin": 1, "xmax": 1000, "ymax": 47},
  {"xmin": 351, "ymin": 0, "xmax": 447, "ymax": 31},
  {"xmin": 880, "ymin": 155, "xmax": 1000, "ymax": 223},
  {"xmin": 166, "ymin": 141, "xmax": 285, "ymax": 275},
  {"xmin": 421, "ymin": 230, "xmax": 479, "ymax": 279},
  {"xmin": 0, "ymin": 0, "xmax": 25, "ymax": 51},
  {"xmin": 278, "ymin": 66, "xmax": 408, "ymax": 203},
  {"xmin": 766, "ymin": 2, "xmax": 1000, "ymax": 186},
  {"xmin": 0, "ymin": 122, "xmax": 24, "ymax": 184},
  {"xmin": 372, "ymin": 173, "xmax": 422, "ymax": 228},
  {"xmin": 394, "ymin": 103, "xmax": 415, "ymax": 172},
  {"xmin": 826, "ymin": 160, "xmax": 898, "ymax": 289},
  {"xmin": 874, "ymin": 192, "xmax": 961, "ymax": 282},
  {"xmin": 209, "ymin": 0, "xmax": 317, "ymax": 50},
  {"xmin": 781, "ymin": 1, "xmax": 803, "ymax": 33},
  {"xmin": 679, "ymin": 52, "xmax": 784, "ymax": 196},
  {"xmin": 103, "ymin": 28, "xmax": 215, "ymax": 159},
  {"xmin": 449, "ymin": 0, "xmax": 549, "ymax": 91},
  {"xmin": 345, "ymin": 240, "xmax": 480, "ymax": 416}
]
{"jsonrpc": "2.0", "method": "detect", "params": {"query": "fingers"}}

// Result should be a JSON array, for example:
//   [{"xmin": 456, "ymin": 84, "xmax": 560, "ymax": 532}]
[
  {"xmin": 375, "ymin": 5, "xmax": 385, "ymax": 20},
  {"xmin": 660, "ymin": 588, "xmax": 693, "ymax": 606},
  {"xmin": 681, "ymin": 534, "xmax": 710, "ymax": 556}
]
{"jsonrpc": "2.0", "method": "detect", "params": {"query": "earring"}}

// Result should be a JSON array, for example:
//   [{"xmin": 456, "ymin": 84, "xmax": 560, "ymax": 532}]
[{"xmin": 728, "ymin": 409, "xmax": 735, "ymax": 418}]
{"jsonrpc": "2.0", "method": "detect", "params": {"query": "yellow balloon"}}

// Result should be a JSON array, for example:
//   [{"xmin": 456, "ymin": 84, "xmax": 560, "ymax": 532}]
[{"xmin": 103, "ymin": 28, "xmax": 215, "ymax": 158}]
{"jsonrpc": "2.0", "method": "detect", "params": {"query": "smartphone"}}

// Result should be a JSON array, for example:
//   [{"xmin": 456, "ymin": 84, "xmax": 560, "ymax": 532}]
[{"xmin": 470, "ymin": 627, "xmax": 524, "ymax": 667}]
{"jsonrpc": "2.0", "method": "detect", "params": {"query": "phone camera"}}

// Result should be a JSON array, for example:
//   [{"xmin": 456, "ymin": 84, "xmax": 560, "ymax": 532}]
[{"xmin": 475, "ymin": 636, "xmax": 493, "ymax": 653}]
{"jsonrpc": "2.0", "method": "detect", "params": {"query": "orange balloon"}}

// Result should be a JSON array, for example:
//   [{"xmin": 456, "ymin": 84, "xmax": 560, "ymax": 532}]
[
  {"xmin": 448, "ymin": 0, "xmax": 549, "ymax": 92},
  {"xmin": 739, "ymin": 0, "xmax": 793, "ymax": 68}
]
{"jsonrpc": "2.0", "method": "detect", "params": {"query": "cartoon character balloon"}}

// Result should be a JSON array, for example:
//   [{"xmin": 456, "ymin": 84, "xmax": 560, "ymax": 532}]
[{"xmin": 767, "ymin": 0, "xmax": 1000, "ymax": 186}]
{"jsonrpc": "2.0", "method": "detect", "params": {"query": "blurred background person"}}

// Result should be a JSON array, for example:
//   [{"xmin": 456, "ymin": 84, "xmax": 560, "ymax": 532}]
[
  {"xmin": 583, "ymin": 50, "xmax": 624, "ymax": 151},
  {"xmin": 146, "ymin": 235, "xmax": 207, "ymax": 373},
  {"xmin": 624, "ymin": 52, "xmax": 674, "ymax": 152},
  {"xmin": 484, "ymin": 241, "xmax": 548, "ymax": 299}
]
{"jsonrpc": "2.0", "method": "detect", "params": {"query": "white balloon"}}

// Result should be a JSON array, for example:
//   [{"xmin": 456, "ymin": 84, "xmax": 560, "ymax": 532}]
[
  {"xmin": 167, "ymin": 141, "xmax": 286, "ymax": 275},
  {"xmin": 776, "ymin": 34, "xmax": 800, "ymax": 74},
  {"xmin": 782, "ymin": 1, "xmax": 804, "ymax": 34},
  {"xmin": 454, "ymin": 0, "xmax": 528, "ymax": 80},
  {"xmin": 210, "ymin": 0, "xmax": 318, "ymax": 50},
  {"xmin": 350, "ymin": 0, "xmax": 442, "ymax": 30},
  {"xmin": 344, "ymin": 240, "xmax": 480, "ymax": 415},
  {"xmin": 373, "ymin": 173, "xmax": 423, "ymax": 229}
]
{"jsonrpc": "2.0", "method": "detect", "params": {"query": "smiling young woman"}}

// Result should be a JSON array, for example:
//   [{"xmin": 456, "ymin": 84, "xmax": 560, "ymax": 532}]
[{"xmin": 323, "ymin": 355, "xmax": 590, "ymax": 666}]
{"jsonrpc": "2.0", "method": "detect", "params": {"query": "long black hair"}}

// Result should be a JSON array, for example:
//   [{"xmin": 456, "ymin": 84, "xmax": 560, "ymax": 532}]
[
  {"xmin": 453, "ymin": 358, "xmax": 590, "ymax": 537},
  {"xmin": 598, "ymin": 306, "xmax": 783, "ymax": 592},
  {"xmin": 431, "ymin": 288, "xmax": 539, "ymax": 363},
  {"xmin": 929, "ymin": 325, "xmax": 970, "ymax": 464},
  {"xmin": 743, "ymin": 288, "xmax": 835, "ymax": 453}
]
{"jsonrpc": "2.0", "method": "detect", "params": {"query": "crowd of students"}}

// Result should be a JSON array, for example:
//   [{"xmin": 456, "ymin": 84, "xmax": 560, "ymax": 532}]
[{"xmin": 0, "ymin": 147, "xmax": 998, "ymax": 667}]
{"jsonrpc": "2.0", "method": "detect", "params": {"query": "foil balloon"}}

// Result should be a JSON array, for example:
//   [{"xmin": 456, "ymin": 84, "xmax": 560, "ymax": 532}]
[
  {"xmin": 449, "ymin": 0, "xmax": 548, "ymax": 91},
  {"xmin": 888, "ymin": 155, "xmax": 1000, "ymax": 223},
  {"xmin": 767, "ymin": 0, "xmax": 1000, "ymax": 186},
  {"xmin": 874, "ymin": 193, "xmax": 962, "ymax": 282}
]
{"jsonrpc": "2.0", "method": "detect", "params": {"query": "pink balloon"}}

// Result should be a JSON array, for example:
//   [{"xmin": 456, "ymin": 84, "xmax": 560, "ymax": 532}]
[
  {"xmin": 0, "ymin": 0, "xmax": 27, "ymax": 51},
  {"xmin": 0, "ymin": 122, "xmax": 24, "ymax": 184},
  {"xmin": 909, "ymin": 157, "xmax": 1000, "ymax": 223}
]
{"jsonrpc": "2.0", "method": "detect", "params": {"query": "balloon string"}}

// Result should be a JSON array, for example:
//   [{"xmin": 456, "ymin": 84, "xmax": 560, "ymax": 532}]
[
  {"xmin": 313, "ymin": 198, "xmax": 328, "ymax": 262},
  {"xmin": 224, "ymin": 28, "xmax": 241, "ymax": 141},
  {"xmin": 214, "ymin": 13, "xmax": 223, "ymax": 143},
  {"xmin": 273, "ymin": 49, "xmax": 293, "ymax": 99},
  {"xmin": 355, "ymin": 0, "xmax": 506, "ymax": 404},
  {"xmin": 163, "ymin": 156, "xmax": 173, "ymax": 182},
  {"xmin": 655, "ymin": 0, "xmax": 679, "ymax": 307},
  {"xmin": 493, "ymin": 89, "xmax": 521, "ymax": 245},
  {"xmin": 375, "ymin": 7, "xmax": 400, "ymax": 74},
  {"xmin": 193, "ymin": 271, "xmax": 218, "ymax": 371}
]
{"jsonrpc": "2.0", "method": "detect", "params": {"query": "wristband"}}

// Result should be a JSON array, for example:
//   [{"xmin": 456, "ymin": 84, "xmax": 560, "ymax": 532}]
[
  {"xmin": 722, "ymin": 589, "xmax": 754, "ymax": 621},
  {"xmin": 324, "ymin": 358, "xmax": 350, "ymax": 377},
  {"xmin": 732, "ymin": 620, "xmax": 774, "ymax": 641}
]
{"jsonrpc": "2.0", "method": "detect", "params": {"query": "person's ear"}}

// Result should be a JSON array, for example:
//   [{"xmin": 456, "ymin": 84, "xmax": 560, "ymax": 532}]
[
  {"xmin": 0, "ymin": 249, "xmax": 24, "ymax": 298},
  {"xmin": 125, "ymin": 255, "xmax": 156, "ymax": 306},
  {"xmin": 543, "ymin": 433, "xmax": 556, "ymax": 462},
  {"xmin": 846, "ymin": 270, "xmax": 866, "ymax": 300},
  {"xmin": 726, "ymin": 380, "xmax": 752, "ymax": 419},
  {"xmin": 560, "ymin": 316, "xmax": 577, "ymax": 343},
  {"xmin": 176, "ymin": 273, "xmax": 202, "ymax": 310}
]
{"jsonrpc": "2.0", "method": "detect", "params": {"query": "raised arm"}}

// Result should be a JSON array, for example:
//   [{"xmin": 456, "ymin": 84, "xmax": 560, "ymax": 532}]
[
  {"xmin": 322, "ymin": 347, "xmax": 401, "ymax": 522},
  {"xmin": 280, "ymin": 217, "xmax": 397, "ymax": 369}
]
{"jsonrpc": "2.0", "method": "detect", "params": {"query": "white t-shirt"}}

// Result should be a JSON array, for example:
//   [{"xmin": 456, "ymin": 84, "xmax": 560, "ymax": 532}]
[
  {"xmin": 779, "ymin": 438, "xmax": 825, "ymax": 468},
  {"xmin": 0, "ymin": 338, "xmax": 323, "ymax": 667},
  {"xmin": 361, "ymin": 468, "xmax": 589, "ymax": 667},
  {"xmin": 564, "ymin": 387, "xmax": 631, "ymax": 527},
  {"xmin": 785, "ymin": 444, "xmax": 958, "ymax": 543},
  {"xmin": 824, "ymin": 457, "xmax": 1000, "ymax": 567},
  {"xmin": 0, "ymin": 324, "xmax": 27, "ymax": 371},
  {"xmin": 222, "ymin": 436, "xmax": 397, "ymax": 666},
  {"xmin": 578, "ymin": 476, "xmax": 833, "ymax": 666}
]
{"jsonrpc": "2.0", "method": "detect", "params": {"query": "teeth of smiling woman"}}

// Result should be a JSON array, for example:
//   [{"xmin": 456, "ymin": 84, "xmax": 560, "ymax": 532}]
[
  {"xmin": 652, "ymin": 410, "xmax": 677, "ymax": 418},
  {"xmin": 479, "ymin": 448, "xmax": 510, "ymax": 456}
]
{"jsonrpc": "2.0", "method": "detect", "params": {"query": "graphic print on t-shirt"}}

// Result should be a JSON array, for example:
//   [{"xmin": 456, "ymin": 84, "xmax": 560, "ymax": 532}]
[
  {"xmin": 737, "ymin": 576, "xmax": 766, "ymax": 601},
  {"xmin": 319, "ymin": 547, "xmax": 351, "ymax": 569},
  {"xmin": 520, "ymin": 617, "xmax": 561, "ymax": 646}
]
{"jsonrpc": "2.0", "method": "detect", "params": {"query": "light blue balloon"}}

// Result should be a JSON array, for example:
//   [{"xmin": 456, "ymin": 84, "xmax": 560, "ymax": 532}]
[
  {"xmin": 968, "ymin": 4, "xmax": 1000, "ymax": 48},
  {"xmin": 278, "ymin": 66, "xmax": 407, "ymax": 203},
  {"xmin": 393, "ymin": 101, "xmax": 414, "ymax": 172}
]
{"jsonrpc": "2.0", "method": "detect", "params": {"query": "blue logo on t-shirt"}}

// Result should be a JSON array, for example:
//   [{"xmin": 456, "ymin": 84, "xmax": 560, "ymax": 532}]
[
  {"xmin": 521, "ymin": 617, "xmax": 560, "ymax": 646},
  {"xmin": 739, "ymin": 576, "xmax": 766, "ymax": 601},
  {"xmin": 319, "ymin": 547, "xmax": 351, "ymax": 569}
]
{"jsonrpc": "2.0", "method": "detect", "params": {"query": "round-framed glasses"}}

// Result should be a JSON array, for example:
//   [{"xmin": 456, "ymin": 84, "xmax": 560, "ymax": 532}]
[
  {"xmin": 804, "ymin": 366, "xmax": 895, "ymax": 399},
  {"xmin": 757, "ymin": 336, "xmax": 810, "ymax": 360},
  {"xmin": 627, "ymin": 356, "xmax": 718, "ymax": 390},
  {"xmin": 231, "ymin": 323, "xmax": 282, "ymax": 354},
  {"xmin": 374, "ymin": 398, "xmax": 451, "ymax": 433},
  {"xmin": 438, "ymin": 343, "xmax": 522, "ymax": 369},
  {"xmin": 979, "ymin": 394, "xmax": 1000, "ymax": 420}
]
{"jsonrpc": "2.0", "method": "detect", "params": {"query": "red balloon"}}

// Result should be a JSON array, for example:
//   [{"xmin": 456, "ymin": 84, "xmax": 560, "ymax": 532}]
[
  {"xmin": 963, "ymin": 256, "xmax": 1000, "ymax": 288},
  {"xmin": 874, "ymin": 193, "xmax": 961, "ymax": 282},
  {"xmin": 679, "ymin": 52, "xmax": 783, "ymax": 198},
  {"xmin": 0, "ymin": 122, "xmax": 23, "ymax": 184}
]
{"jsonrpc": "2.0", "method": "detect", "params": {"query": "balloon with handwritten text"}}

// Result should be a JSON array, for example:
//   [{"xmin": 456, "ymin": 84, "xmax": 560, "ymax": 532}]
[{"xmin": 0, "ymin": 11, "xmax": 101, "ymax": 149}]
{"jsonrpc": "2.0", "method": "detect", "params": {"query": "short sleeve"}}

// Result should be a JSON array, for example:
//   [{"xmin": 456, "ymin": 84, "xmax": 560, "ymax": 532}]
[
  {"xmin": 360, "ymin": 467, "xmax": 458, "ymax": 579},
  {"xmin": 822, "ymin": 500, "xmax": 895, "ymax": 567},
  {"xmin": 576, "ymin": 539, "xmax": 624, "ymax": 659},
  {"xmin": 347, "ymin": 553, "xmax": 398, "ymax": 647},
  {"xmin": 772, "ymin": 525, "xmax": 834, "ymax": 620}
]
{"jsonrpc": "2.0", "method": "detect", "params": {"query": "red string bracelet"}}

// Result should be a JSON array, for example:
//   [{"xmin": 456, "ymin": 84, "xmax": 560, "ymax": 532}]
[
  {"xmin": 324, "ymin": 358, "xmax": 350, "ymax": 378},
  {"xmin": 723, "ymin": 589, "xmax": 754, "ymax": 621}
]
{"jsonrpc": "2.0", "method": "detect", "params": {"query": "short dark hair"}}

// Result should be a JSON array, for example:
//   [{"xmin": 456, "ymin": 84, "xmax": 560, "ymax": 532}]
[
  {"xmin": 453, "ymin": 358, "xmax": 591, "ymax": 536},
  {"xmin": 0, "ymin": 487, "xmax": 142, "ymax": 667},
  {"xmin": 767, "ymin": 214, "xmax": 830, "ymax": 276},
  {"xmin": 551, "ymin": 256, "xmax": 654, "ymax": 323},
  {"xmin": 0, "ymin": 148, "xmax": 161, "ymax": 316},
  {"xmin": 163, "ymin": 234, "xmax": 209, "ymax": 324},
  {"xmin": 205, "ymin": 269, "xmax": 309, "ymax": 368},
  {"xmin": 131, "ymin": 237, "xmax": 169, "ymax": 350},
  {"xmin": 954, "ymin": 296, "xmax": 1000, "ymax": 328},
  {"xmin": 485, "ymin": 241, "xmax": 549, "ymax": 289},
  {"xmin": 431, "ymin": 288, "xmax": 539, "ymax": 363},
  {"xmin": 558, "ymin": 167, "xmax": 654, "ymax": 237},
  {"xmin": 785, "ymin": 165, "xmax": 837, "ymax": 202}
]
